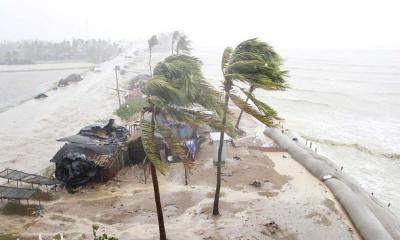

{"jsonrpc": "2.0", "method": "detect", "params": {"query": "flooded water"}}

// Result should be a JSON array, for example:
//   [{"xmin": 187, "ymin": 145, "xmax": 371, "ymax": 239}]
[
  {"xmin": 0, "ymin": 60, "xmax": 124, "ymax": 175},
  {"xmin": 0, "ymin": 63, "xmax": 93, "ymax": 112},
  {"xmin": 195, "ymin": 47, "xmax": 400, "ymax": 217}
]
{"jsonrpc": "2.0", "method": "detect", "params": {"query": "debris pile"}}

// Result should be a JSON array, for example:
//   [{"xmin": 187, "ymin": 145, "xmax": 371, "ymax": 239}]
[
  {"xmin": 51, "ymin": 119, "xmax": 128, "ymax": 189},
  {"xmin": 58, "ymin": 74, "xmax": 83, "ymax": 87}
]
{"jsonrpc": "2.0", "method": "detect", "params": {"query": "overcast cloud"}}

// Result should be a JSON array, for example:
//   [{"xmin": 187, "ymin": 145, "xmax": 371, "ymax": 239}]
[{"xmin": 0, "ymin": 0, "xmax": 399, "ymax": 49}]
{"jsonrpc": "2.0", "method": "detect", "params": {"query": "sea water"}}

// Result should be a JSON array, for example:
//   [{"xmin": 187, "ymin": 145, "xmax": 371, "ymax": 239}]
[
  {"xmin": 0, "ymin": 63, "xmax": 92, "ymax": 112},
  {"xmin": 195, "ymin": 47, "xmax": 400, "ymax": 217}
]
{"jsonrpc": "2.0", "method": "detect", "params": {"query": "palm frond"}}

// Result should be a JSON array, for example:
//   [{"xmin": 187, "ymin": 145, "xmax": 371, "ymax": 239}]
[
  {"xmin": 221, "ymin": 47, "xmax": 233, "ymax": 72},
  {"xmin": 140, "ymin": 118, "xmax": 166, "ymax": 173},
  {"xmin": 226, "ymin": 38, "xmax": 289, "ymax": 93},
  {"xmin": 157, "ymin": 125, "xmax": 187, "ymax": 163},
  {"xmin": 233, "ymin": 38, "xmax": 283, "ymax": 66},
  {"xmin": 144, "ymin": 76, "xmax": 188, "ymax": 107},
  {"xmin": 165, "ymin": 107, "xmax": 237, "ymax": 137},
  {"xmin": 239, "ymin": 88, "xmax": 283, "ymax": 121},
  {"xmin": 229, "ymin": 93, "xmax": 276, "ymax": 127}
]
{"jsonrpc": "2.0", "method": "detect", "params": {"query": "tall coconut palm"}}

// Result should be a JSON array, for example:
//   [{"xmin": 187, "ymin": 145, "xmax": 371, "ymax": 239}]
[
  {"xmin": 175, "ymin": 35, "xmax": 192, "ymax": 55},
  {"xmin": 212, "ymin": 39, "xmax": 288, "ymax": 215},
  {"xmin": 171, "ymin": 31, "xmax": 180, "ymax": 55},
  {"xmin": 148, "ymin": 35, "xmax": 159, "ymax": 77},
  {"xmin": 127, "ymin": 54, "xmax": 229, "ymax": 240}
]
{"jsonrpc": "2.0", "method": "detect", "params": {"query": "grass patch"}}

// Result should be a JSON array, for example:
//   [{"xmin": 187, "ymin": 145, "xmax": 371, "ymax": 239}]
[
  {"xmin": 115, "ymin": 98, "xmax": 148, "ymax": 121},
  {"xmin": 32, "ymin": 189, "xmax": 53, "ymax": 201},
  {"xmin": 1, "ymin": 202, "xmax": 36, "ymax": 216},
  {"xmin": 0, "ymin": 234, "xmax": 18, "ymax": 240}
]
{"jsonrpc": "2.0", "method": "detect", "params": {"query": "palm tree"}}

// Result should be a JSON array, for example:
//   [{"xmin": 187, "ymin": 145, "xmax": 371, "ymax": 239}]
[
  {"xmin": 127, "ymin": 54, "xmax": 228, "ymax": 240},
  {"xmin": 212, "ymin": 38, "xmax": 288, "ymax": 215},
  {"xmin": 148, "ymin": 35, "xmax": 159, "ymax": 77},
  {"xmin": 171, "ymin": 31, "xmax": 180, "ymax": 55},
  {"xmin": 175, "ymin": 35, "xmax": 192, "ymax": 55},
  {"xmin": 234, "ymin": 39, "xmax": 287, "ymax": 129}
]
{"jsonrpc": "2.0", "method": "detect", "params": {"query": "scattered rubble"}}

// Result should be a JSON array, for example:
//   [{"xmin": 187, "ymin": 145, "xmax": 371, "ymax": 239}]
[
  {"xmin": 250, "ymin": 180, "xmax": 262, "ymax": 188},
  {"xmin": 58, "ymin": 74, "xmax": 83, "ymax": 87}
]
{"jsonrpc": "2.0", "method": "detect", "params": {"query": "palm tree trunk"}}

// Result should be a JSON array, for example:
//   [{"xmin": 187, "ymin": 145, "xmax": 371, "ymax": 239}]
[
  {"xmin": 149, "ymin": 47, "xmax": 153, "ymax": 77},
  {"xmin": 234, "ymin": 85, "xmax": 255, "ymax": 129},
  {"xmin": 150, "ymin": 163, "xmax": 167, "ymax": 240},
  {"xmin": 212, "ymin": 89, "xmax": 230, "ymax": 215},
  {"xmin": 184, "ymin": 164, "xmax": 188, "ymax": 185},
  {"xmin": 149, "ymin": 110, "xmax": 166, "ymax": 240}
]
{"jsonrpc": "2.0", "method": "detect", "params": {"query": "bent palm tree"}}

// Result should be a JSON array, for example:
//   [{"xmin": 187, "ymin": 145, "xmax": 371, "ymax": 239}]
[
  {"xmin": 175, "ymin": 35, "xmax": 192, "ymax": 55},
  {"xmin": 233, "ymin": 39, "xmax": 288, "ymax": 129},
  {"xmin": 128, "ymin": 54, "xmax": 228, "ymax": 239},
  {"xmin": 212, "ymin": 39, "xmax": 288, "ymax": 215},
  {"xmin": 148, "ymin": 35, "xmax": 159, "ymax": 77},
  {"xmin": 171, "ymin": 31, "xmax": 180, "ymax": 55}
]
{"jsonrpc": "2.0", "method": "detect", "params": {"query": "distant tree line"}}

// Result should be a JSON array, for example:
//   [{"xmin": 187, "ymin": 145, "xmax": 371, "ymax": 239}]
[{"xmin": 0, "ymin": 39, "xmax": 122, "ymax": 65}]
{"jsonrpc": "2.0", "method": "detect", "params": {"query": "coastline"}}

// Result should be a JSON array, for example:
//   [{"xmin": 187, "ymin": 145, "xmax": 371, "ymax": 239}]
[
  {"xmin": 0, "ymin": 62, "xmax": 94, "ymax": 72},
  {"xmin": 264, "ymin": 127, "xmax": 400, "ymax": 239}
]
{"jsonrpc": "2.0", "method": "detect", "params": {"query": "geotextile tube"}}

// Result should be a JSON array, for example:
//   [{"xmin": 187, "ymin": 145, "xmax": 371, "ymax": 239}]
[{"xmin": 264, "ymin": 128, "xmax": 400, "ymax": 240}]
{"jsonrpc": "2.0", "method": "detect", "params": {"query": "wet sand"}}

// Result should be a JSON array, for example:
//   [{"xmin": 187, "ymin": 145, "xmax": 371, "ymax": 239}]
[{"xmin": 0, "ymin": 113, "xmax": 360, "ymax": 239}]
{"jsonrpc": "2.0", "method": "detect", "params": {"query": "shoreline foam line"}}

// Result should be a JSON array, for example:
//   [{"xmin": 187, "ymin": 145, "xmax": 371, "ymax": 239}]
[
  {"xmin": 264, "ymin": 128, "xmax": 400, "ymax": 240},
  {"xmin": 0, "ymin": 66, "xmax": 92, "ymax": 73}
]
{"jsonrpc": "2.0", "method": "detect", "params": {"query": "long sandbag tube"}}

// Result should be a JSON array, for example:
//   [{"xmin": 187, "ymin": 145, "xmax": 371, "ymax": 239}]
[{"xmin": 264, "ymin": 128, "xmax": 400, "ymax": 240}]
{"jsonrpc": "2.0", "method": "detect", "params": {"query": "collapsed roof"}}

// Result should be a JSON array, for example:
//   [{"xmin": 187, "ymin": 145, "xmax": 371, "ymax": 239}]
[{"xmin": 51, "ymin": 119, "xmax": 128, "ymax": 188}]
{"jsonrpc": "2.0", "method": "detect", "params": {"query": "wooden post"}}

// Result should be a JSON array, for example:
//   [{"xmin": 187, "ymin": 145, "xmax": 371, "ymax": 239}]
[
  {"xmin": 144, "ymin": 165, "xmax": 147, "ymax": 184},
  {"xmin": 184, "ymin": 165, "xmax": 188, "ymax": 185},
  {"xmin": 115, "ymin": 65, "xmax": 121, "ymax": 108}
]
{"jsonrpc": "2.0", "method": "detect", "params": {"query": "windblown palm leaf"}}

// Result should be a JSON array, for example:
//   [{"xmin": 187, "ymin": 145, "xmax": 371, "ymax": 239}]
[
  {"xmin": 157, "ymin": 125, "xmax": 187, "ymax": 163},
  {"xmin": 229, "ymin": 93, "xmax": 276, "ymax": 127},
  {"xmin": 239, "ymin": 88, "xmax": 283, "ymax": 121},
  {"xmin": 228, "ymin": 38, "xmax": 287, "ymax": 87},
  {"xmin": 231, "ymin": 38, "xmax": 282, "ymax": 67},
  {"xmin": 144, "ymin": 76, "xmax": 187, "ymax": 107},
  {"xmin": 176, "ymin": 35, "xmax": 192, "ymax": 54},
  {"xmin": 154, "ymin": 55, "xmax": 224, "ymax": 115},
  {"xmin": 140, "ymin": 118, "xmax": 166, "ymax": 173},
  {"xmin": 221, "ymin": 47, "xmax": 233, "ymax": 72},
  {"xmin": 165, "ymin": 107, "xmax": 236, "ymax": 137}
]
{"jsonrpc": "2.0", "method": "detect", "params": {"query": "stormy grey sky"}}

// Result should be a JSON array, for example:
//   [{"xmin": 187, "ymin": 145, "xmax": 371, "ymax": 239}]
[{"xmin": 1, "ymin": 0, "xmax": 399, "ymax": 49}]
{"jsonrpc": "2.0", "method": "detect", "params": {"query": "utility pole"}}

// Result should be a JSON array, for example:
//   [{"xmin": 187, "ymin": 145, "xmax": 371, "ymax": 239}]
[{"xmin": 115, "ymin": 65, "xmax": 121, "ymax": 108}]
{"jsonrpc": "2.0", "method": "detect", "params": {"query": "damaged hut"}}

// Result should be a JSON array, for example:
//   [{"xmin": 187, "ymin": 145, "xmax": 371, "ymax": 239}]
[{"xmin": 51, "ymin": 119, "xmax": 129, "ymax": 188}]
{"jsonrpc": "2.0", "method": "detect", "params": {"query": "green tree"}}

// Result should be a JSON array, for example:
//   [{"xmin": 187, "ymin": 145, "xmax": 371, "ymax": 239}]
[
  {"xmin": 127, "ymin": 54, "xmax": 228, "ymax": 240},
  {"xmin": 171, "ymin": 30, "xmax": 180, "ymax": 55},
  {"xmin": 212, "ymin": 39, "xmax": 288, "ymax": 215},
  {"xmin": 175, "ymin": 35, "xmax": 191, "ymax": 55},
  {"xmin": 234, "ymin": 39, "xmax": 288, "ymax": 129},
  {"xmin": 148, "ymin": 35, "xmax": 159, "ymax": 77}
]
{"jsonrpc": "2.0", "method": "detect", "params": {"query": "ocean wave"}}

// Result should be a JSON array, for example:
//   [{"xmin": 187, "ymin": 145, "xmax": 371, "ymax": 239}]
[
  {"xmin": 289, "ymin": 66, "xmax": 400, "ymax": 75},
  {"xmin": 267, "ymin": 96, "xmax": 332, "ymax": 107},
  {"xmin": 290, "ymin": 88, "xmax": 349, "ymax": 97},
  {"xmin": 302, "ymin": 135, "xmax": 400, "ymax": 160}
]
